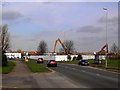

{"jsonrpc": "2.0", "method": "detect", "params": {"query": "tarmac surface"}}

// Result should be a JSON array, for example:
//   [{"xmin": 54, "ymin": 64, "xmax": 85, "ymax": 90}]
[
  {"xmin": 2, "ymin": 61, "xmax": 119, "ymax": 89},
  {"xmin": 2, "ymin": 61, "xmax": 84, "ymax": 88},
  {"xmin": 2, "ymin": 62, "xmax": 38, "ymax": 88}
]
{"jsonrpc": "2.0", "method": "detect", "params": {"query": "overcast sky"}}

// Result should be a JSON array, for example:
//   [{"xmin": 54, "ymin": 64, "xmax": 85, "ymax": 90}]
[{"xmin": 1, "ymin": 0, "xmax": 118, "ymax": 52}]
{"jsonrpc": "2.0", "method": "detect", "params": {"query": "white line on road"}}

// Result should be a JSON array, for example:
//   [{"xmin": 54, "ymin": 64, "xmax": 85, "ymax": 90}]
[
  {"xmin": 81, "ymin": 70, "xmax": 86, "ymax": 72},
  {"xmin": 71, "ymin": 68, "xmax": 76, "ymax": 70},
  {"xmin": 96, "ymin": 74, "xmax": 100, "ymax": 76}
]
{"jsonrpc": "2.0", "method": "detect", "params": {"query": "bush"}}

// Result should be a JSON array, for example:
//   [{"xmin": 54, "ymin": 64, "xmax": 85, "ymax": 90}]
[
  {"xmin": 108, "ymin": 54, "xmax": 120, "ymax": 60},
  {"xmin": 72, "ymin": 56, "xmax": 77, "ymax": 60},
  {"xmin": 76, "ymin": 54, "xmax": 82, "ymax": 60},
  {"xmin": 67, "ymin": 55, "xmax": 71, "ymax": 60}
]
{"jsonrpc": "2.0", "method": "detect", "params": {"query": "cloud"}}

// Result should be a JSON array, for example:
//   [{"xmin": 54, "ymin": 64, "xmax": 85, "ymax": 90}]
[
  {"xmin": 77, "ymin": 25, "xmax": 103, "ymax": 33},
  {"xmin": 98, "ymin": 16, "xmax": 118, "ymax": 25},
  {"xmin": 2, "ymin": 10, "xmax": 24, "ymax": 20},
  {"xmin": 10, "ymin": 25, "xmax": 118, "ymax": 52},
  {"xmin": 7, "ymin": 2, "xmax": 118, "ymax": 52}
]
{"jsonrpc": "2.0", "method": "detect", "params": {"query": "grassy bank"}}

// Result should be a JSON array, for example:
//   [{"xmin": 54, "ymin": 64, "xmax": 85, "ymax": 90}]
[
  {"xmin": 89, "ymin": 59, "xmax": 120, "ymax": 70},
  {"xmin": 25, "ymin": 62, "xmax": 51, "ymax": 73},
  {"xmin": 0, "ymin": 61, "xmax": 16, "ymax": 74}
]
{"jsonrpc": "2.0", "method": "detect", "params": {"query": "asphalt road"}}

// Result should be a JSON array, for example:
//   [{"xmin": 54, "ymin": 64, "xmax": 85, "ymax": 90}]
[
  {"xmin": 2, "ymin": 61, "xmax": 119, "ymax": 89},
  {"xmin": 2, "ymin": 61, "xmax": 89, "ymax": 88},
  {"xmin": 47, "ymin": 63, "xmax": 119, "ymax": 88}
]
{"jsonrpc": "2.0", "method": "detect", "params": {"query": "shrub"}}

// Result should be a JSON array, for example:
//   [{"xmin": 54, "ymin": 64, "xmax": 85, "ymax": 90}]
[
  {"xmin": 72, "ymin": 56, "xmax": 77, "ymax": 60},
  {"xmin": 76, "ymin": 54, "xmax": 82, "ymax": 60},
  {"xmin": 67, "ymin": 55, "xmax": 71, "ymax": 60}
]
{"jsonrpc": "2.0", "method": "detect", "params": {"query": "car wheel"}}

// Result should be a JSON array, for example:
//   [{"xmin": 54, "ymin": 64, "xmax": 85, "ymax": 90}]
[
  {"xmin": 47, "ymin": 65, "xmax": 49, "ymax": 67},
  {"xmin": 78, "ymin": 62, "xmax": 80, "ymax": 65}
]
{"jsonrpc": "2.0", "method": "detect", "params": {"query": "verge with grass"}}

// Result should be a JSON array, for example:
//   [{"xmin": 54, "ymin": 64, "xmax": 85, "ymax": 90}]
[
  {"xmin": 25, "ymin": 62, "xmax": 51, "ymax": 73},
  {"xmin": 89, "ymin": 59, "xmax": 120, "ymax": 71},
  {"xmin": 0, "ymin": 61, "xmax": 16, "ymax": 74}
]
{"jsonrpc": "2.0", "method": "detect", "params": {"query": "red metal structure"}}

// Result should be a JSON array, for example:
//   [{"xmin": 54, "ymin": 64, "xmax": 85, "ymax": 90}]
[
  {"xmin": 96, "ymin": 43, "xmax": 108, "ymax": 55},
  {"xmin": 53, "ymin": 38, "xmax": 68, "ymax": 54}
]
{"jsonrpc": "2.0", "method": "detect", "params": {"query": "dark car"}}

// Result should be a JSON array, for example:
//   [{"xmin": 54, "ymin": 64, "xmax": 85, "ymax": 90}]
[
  {"xmin": 37, "ymin": 58, "xmax": 44, "ymax": 63},
  {"xmin": 47, "ymin": 60, "xmax": 57, "ymax": 67},
  {"xmin": 78, "ymin": 59, "xmax": 89, "ymax": 66}
]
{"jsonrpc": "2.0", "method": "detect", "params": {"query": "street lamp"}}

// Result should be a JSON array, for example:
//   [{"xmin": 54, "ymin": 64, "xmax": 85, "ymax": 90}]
[{"xmin": 103, "ymin": 8, "xmax": 108, "ymax": 68}]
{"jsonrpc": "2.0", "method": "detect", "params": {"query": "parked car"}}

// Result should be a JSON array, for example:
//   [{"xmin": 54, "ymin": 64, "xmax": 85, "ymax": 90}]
[
  {"xmin": 37, "ymin": 58, "xmax": 44, "ymax": 63},
  {"xmin": 78, "ymin": 59, "xmax": 89, "ymax": 66},
  {"xmin": 47, "ymin": 60, "xmax": 57, "ymax": 67}
]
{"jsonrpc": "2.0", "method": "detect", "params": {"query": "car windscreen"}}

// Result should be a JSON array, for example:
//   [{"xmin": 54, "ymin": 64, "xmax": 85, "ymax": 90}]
[
  {"xmin": 82, "ymin": 60, "xmax": 88, "ymax": 62},
  {"xmin": 49, "ymin": 60, "xmax": 56, "ymax": 62}
]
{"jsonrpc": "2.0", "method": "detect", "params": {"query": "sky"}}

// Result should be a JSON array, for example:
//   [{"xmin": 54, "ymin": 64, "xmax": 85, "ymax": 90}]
[{"xmin": 1, "ymin": 0, "xmax": 119, "ymax": 53}]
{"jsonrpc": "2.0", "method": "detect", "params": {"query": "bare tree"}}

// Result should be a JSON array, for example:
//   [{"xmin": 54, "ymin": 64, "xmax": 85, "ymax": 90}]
[
  {"xmin": 0, "ymin": 24, "xmax": 10, "ymax": 51},
  {"xmin": 37, "ymin": 40, "xmax": 47, "ymax": 55},
  {"xmin": 110, "ymin": 43, "xmax": 119, "ymax": 53},
  {"xmin": 59, "ymin": 40, "xmax": 75, "ymax": 54}
]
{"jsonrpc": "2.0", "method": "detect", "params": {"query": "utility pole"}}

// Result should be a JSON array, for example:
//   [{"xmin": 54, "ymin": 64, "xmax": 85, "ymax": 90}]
[{"xmin": 103, "ymin": 8, "xmax": 108, "ymax": 68}]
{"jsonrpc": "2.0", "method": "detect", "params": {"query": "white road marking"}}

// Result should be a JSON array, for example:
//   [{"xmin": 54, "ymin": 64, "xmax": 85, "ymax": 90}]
[
  {"xmin": 96, "ymin": 74, "xmax": 100, "ymax": 76},
  {"xmin": 71, "ymin": 68, "xmax": 76, "ymax": 70},
  {"xmin": 81, "ymin": 70, "xmax": 86, "ymax": 72}
]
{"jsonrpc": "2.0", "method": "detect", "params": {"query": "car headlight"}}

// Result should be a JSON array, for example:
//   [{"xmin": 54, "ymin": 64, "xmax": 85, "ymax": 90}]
[{"xmin": 82, "ymin": 62, "xmax": 84, "ymax": 64}]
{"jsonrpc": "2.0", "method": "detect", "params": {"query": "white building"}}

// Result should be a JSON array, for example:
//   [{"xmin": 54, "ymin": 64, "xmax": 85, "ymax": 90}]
[{"xmin": 5, "ymin": 53, "xmax": 21, "ymax": 59}]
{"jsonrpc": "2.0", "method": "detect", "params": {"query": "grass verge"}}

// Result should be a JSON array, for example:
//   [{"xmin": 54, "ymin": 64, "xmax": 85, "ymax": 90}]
[
  {"xmin": 25, "ymin": 62, "xmax": 51, "ymax": 73},
  {"xmin": 0, "ymin": 61, "xmax": 16, "ymax": 74},
  {"xmin": 89, "ymin": 59, "xmax": 120, "ymax": 71}
]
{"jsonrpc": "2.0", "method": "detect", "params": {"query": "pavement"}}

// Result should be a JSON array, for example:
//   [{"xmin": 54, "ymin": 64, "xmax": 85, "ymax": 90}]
[
  {"xmin": 2, "ymin": 61, "xmax": 119, "ymax": 89},
  {"xmin": 2, "ymin": 62, "xmax": 39, "ymax": 88}
]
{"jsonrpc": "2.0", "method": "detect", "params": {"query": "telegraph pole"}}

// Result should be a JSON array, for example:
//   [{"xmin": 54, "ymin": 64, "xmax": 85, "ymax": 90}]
[{"xmin": 103, "ymin": 8, "xmax": 108, "ymax": 68}]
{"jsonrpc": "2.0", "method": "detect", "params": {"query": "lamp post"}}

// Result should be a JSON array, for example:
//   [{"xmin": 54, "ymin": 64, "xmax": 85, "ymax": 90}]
[{"xmin": 103, "ymin": 8, "xmax": 108, "ymax": 68}]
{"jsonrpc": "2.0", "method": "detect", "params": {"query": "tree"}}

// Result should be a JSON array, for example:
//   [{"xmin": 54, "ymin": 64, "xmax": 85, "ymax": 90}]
[
  {"xmin": 37, "ymin": 40, "xmax": 47, "ymax": 55},
  {"xmin": 110, "ymin": 43, "xmax": 119, "ymax": 53},
  {"xmin": 60, "ymin": 40, "xmax": 75, "ymax": 54},
  {"xmin": 0, "ymin": 24, "xmax": 10, "ymax": 51},
  {"xmin": 2, "ymin": 50, "xmax": 8, "ymax": 66}
]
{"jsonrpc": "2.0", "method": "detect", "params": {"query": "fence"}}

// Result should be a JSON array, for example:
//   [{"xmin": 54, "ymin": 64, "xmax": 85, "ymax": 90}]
[{"xmin": 29, "ymin": 55, "xmax": 96, "ymax": 61}]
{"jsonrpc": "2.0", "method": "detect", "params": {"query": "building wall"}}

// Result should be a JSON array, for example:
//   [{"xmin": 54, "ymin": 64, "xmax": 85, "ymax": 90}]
[
  {"xmin": 5, "ymin": 53, "xmax": 105, "ymax": 61},
  {"xmin": 29, "ymin": 55, "xmax": 97, "ymax": 61},
  {"xmin": 5, "ymin": 53, "xmax": 21, "ymax": 58}
]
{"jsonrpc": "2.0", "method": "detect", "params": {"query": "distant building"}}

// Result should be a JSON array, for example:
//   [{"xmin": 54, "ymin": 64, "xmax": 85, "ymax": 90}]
[{"xmin": 5, "ymin": 53, "xmax": 21, "ymax": 59}]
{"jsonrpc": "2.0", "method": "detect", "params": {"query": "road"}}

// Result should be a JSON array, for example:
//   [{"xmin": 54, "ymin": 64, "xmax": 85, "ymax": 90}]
[
  {"xmin": 46, "ymin": 63, "xmax": 119, "ymax": 88},
  {"xmin": 2, "ymin": 61, "xmax": 119, "ymax": 89},
  {"xmin": 2, "ymin": 61, "xmax": 88, "ymax": 88}
]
